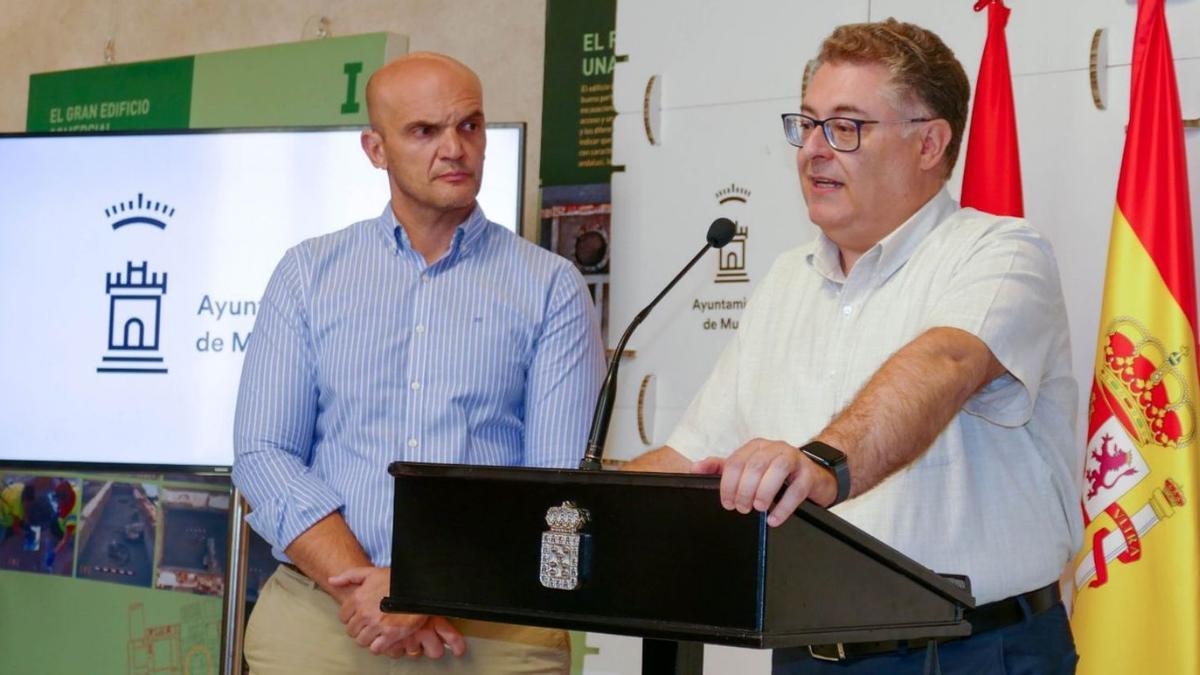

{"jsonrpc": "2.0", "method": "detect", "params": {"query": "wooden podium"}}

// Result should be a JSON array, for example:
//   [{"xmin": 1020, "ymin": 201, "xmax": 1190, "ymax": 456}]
[{"xmin": 382, "ymin": 462, "xmax": 974, "ymax": 673}]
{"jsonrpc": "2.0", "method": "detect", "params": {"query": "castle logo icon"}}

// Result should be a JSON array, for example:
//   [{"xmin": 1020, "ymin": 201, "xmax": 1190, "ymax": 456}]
[{"xmin": 97, "ymin": 261, "xmax": 169, "ymax": 375}]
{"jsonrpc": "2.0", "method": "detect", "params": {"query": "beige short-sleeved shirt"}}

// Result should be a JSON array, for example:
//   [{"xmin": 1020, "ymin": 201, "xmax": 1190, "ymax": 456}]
[{"xmin": 667, "ymin": 189, "xmax": 1082, "ymax": 604}]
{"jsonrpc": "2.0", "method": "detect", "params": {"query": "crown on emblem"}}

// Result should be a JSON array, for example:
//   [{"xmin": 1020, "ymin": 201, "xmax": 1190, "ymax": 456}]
[
  {"xmin": 1163, "ymin": 479, "xmax": 1186, "ymax": 507},
  {"xmin": 545, "ymin": 502, "xmax": 588, "ymax": 533},
  {"xmin": 1100, "ymin": 318, "xmax": 1195, "ymax": 449},
  {"xmin": 1149, "ymin": 478, "xmax": 1187, "ymax": 522},
  {"xmin": 105, "ymin": 192, "xmax": 175, "ymax": 230},
  {"xmin": 715, "ymin": 183, "xmax": 751, "ymax": 203}
]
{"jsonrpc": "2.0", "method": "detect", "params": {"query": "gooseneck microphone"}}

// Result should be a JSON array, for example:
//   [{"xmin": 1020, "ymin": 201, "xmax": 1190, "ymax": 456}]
[{"xmin": 579, "ymin": 218, "xmax": 738, "ymax": 471}]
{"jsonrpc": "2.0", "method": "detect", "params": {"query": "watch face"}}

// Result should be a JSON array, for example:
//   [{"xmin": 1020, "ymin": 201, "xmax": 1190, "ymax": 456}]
[
  {"xmin": 802, "ymin": 442, "xmax": 846, "ymax": 466},
  {"xmin": 802, "ymin": 441, "xmax": 851, "ymax": 506}
]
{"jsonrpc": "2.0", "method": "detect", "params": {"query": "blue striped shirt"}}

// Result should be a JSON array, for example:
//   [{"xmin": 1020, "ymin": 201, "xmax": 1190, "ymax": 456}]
[{"xmin": 232, "ymin": 204, "xmax": 605, "ymax": 565}]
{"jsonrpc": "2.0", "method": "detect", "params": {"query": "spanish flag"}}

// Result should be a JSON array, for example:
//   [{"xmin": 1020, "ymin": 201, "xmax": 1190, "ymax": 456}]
[{"xmin": 1070, "ymin": 0, "xmax": 1200, "ymax": 672}]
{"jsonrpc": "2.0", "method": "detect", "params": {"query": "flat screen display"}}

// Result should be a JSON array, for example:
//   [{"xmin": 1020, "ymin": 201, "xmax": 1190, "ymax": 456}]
[{"xmin": 0, "ymin": 125, "xmax": 525, "ymax": 467}]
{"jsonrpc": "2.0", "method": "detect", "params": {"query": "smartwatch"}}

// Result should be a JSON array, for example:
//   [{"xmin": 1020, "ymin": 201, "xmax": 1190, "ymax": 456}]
[{"xmin": 798, "ymin": 441, "xmax": 851, "ymax": 506}]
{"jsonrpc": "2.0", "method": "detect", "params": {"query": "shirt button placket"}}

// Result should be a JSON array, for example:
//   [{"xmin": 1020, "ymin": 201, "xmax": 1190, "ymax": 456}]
[
  {"xmin": 408, "ymin": 267, "xmax": 431, "ymax": 459},
  {"xmin": 831, "ymin": 284, "xmax": 858, "ymax": 407}
]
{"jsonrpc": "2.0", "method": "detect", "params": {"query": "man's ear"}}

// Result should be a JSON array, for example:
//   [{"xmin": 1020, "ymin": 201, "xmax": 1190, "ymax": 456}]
[
  {"xmin": 361, "ymin": 129, "xmax": 387, "ymax": 169},
  {"xmin": 918, "ymin": 119, "xmax": 952, "ymax": 173}
]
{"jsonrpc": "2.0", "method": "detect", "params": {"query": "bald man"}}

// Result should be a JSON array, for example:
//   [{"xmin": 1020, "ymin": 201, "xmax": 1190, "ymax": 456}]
[{"xmin": 233, "ymin": 53, "xmax": 605, "ymax": 674}]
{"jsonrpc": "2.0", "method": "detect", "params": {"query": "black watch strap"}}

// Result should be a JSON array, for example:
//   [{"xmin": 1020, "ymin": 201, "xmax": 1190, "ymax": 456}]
[{"xmin": 798, "ymin": 441, "xmax": 851, "ymax": 506}]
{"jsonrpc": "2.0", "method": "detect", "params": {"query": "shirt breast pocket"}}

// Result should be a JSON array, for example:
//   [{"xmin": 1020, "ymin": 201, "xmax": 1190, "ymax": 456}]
[{"xmin": 444, "ymin": 305, "xmax": 534, "ymax": 400}]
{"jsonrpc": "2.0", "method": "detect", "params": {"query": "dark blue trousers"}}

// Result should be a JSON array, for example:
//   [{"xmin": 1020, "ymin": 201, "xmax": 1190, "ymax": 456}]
[{"xmin": 772, "ymin": 601, "xmax": 1078, "ymax": 675}]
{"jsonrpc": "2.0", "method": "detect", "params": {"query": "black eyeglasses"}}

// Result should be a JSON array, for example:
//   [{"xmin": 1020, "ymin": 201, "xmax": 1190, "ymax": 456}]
[{"xmin": 781, "ymin": 113, "xmax": 934, "ymax": 152}]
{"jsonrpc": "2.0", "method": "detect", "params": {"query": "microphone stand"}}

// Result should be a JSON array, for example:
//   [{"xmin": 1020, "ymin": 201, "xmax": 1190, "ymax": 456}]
[{"xmin": 579, "ymin": 241, "xmax": 722, "ymax": 471}]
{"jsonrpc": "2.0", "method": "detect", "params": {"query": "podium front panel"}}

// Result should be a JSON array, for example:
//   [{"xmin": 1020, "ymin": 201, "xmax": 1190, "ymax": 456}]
[
  {"xmin": 387, "ymin": 464, "xmax": 765, "ymax": 639},
  {"xmin": 384, "ymin": 463, "xmax": 974, "ymax": 647}
]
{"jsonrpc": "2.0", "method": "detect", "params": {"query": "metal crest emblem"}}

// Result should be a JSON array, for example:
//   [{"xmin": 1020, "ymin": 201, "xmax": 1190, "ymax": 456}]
[{"xmin": 539, "ymin": 501, "xmax": 591, "ymax": 590}]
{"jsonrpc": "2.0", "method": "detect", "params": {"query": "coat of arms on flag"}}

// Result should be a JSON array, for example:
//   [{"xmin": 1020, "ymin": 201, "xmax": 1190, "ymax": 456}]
[{"xmin": 1076, "ymin": 317, "xmax": 1192, "ymax": 589}]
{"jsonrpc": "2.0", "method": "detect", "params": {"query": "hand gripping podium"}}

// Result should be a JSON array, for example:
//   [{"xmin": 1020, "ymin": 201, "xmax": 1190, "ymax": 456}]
[{"xmin": 382, "ymin": 462, "xmax": 975, "ymax": 673}]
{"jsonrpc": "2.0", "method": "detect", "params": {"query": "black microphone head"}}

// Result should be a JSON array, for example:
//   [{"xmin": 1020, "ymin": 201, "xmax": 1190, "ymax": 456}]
[{"xmin": 707, "ymin": 218, "xmax": 737, "ymax": 248}]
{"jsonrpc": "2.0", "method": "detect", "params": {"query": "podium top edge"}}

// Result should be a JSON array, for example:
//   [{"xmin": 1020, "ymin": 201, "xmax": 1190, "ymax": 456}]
[{"xmin": 388, "ymin": 461, "xmax": 722, "ymax": 490}]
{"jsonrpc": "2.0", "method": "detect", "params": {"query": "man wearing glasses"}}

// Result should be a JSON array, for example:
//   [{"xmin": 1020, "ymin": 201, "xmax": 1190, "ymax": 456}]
[{"xmin": 627, "ymin": 18, "xmax": 1080, "ymax": 674}]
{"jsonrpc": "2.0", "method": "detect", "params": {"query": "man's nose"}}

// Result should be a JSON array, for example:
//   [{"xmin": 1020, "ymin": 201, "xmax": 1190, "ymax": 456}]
[
  {"xmin": 800, "ymin": 123, "xmax": 835, "ymax": 161},
  {"xmin": 438, "ymin": 128, "xmax": 465, "ymax": 159}
]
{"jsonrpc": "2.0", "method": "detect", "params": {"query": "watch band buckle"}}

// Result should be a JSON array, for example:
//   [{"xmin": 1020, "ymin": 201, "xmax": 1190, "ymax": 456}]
[{"xmin": 807, "ymin": 643, "xmax": 846, "ymax": 662}]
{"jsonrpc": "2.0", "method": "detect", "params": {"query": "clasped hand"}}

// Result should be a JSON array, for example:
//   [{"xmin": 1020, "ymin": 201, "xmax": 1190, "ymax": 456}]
[
  {"xmin": 329, "ymin": 566, "xmax": 467, "ymax": 659},
  {"xmin": 692, "ymin": 437, "xmax": 836, "ymax": 526}
]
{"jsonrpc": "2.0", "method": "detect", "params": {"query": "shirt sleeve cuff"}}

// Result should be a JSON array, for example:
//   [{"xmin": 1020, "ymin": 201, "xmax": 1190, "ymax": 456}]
[
  {"xmin": 927, "ymin": 307, "xmax": 1040, "ymax": 427},
  {"xmin": 962, "ymin": 371, "xmax": 1034, "ymax": 427},
  {"xmin": 244, "ymin": 473, "xmax": 345, "ymax": 552}
]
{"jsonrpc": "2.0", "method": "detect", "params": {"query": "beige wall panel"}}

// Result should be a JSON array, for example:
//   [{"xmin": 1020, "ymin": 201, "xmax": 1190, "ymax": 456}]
[{"xmin": 0, "ymin": 0, "xmax": 548, "ymax": 237}]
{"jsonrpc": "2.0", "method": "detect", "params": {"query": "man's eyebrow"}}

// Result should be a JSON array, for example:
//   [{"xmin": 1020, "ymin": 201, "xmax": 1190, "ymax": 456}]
[
  {"xmin": 404, "ymin": 119, "xmax": 440, "ymax": 131},
  {"xmin": 832, "ymin": 104, "xmax": 869, "ymax": 116},
  {"xmin": 403, "ymin": 109, "xmax": 484, "ymax": 131},
  {"xmin": 799, "ymin": 103, "xmax": 871, "ymax": 117}
]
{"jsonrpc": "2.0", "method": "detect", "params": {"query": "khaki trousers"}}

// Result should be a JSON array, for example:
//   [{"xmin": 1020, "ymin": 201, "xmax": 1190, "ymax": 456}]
[{"xmin": 245, "ymin": 565, "xmax": 570, "ymax": 675}]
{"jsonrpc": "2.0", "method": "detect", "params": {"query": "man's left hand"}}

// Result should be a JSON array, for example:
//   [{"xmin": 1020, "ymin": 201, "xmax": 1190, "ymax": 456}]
[
  {"xmin": 386, "ymin": 616, "xmax": 467, "ymax": 660},
  {"xmin": 694, "ymin": 438, "xmax": 838, "ymax": 527},
  {"xmin": 330, "ymin": 566, "xmax": 425, "ymax": 654}
]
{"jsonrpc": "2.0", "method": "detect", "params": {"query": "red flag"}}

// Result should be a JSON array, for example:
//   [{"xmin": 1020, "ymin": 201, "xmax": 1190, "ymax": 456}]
[{"xmin": 960, "ymin": 0, "xmax": 1023, "ymax": 217}]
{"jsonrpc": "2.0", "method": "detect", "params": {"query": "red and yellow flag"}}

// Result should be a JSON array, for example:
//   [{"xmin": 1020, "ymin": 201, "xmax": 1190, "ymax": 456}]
[
  {"xmin": 960, "ymin": 0, "xmax": 1023, "ymax": 218},
  {"xmin": 1071, "ymin": 0, "xmax": 1200, "ymax": 672}
]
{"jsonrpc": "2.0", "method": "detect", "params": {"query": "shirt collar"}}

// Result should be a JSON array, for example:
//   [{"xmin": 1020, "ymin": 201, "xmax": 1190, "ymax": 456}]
[
  {"xmin": 376, "ymin": 202, "xmax": 491, "ymax": 262},
  {"xmin": 809, "ymin": 232, "xmax": 845, "ymax": 282},
  {"xmin": 808, "ymin": 188, "xmax": 957, "ymax": 284}
]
